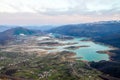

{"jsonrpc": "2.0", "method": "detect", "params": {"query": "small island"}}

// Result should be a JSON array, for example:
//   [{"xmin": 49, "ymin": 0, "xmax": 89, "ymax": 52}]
[
  {"xmin": 80, "ymin": 38, "xmax": 92, "ymax": 42},
  {"xmin": 65, "ymin": 45, "xmax": 90, "ymax": 50},
  {"xmin": 96, "ymin": 50, "xmax": 114, "ymax": 57}
]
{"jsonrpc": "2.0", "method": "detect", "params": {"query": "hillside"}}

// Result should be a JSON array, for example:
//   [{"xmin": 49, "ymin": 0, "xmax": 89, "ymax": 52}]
[
  {"xmin": 0, "ymin": 27, "xmax": 38, "ymax": 45},
  {"xmin": 48, "ymin": 21, "xmax": 120, "ymax": 38},
  {"xmin": 1, "ymin": 27, "xmax": 36, "ymax": 35},
  {"xmin": 0, "ymin": 25, "xmax": 12, "ymax": 32}
]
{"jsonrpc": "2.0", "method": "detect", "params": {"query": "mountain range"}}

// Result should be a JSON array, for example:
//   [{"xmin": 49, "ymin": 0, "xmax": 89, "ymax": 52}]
[
  {"xmin": 0, "ymin": 20, "xmax": 120, "ymax": 79},
  {"xmin": 48, "ymin": 21, "xmax": 120, "ymax": 38}
]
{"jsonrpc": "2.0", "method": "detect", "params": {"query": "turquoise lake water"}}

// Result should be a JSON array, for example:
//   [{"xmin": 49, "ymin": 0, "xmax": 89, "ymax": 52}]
[
  {"xmin": 44, "ymin": 34, "xmax": 111, "ymax": 61},
  {"xmin": 50, "ymin": 37, "xmax": 111, "ymax": 62},
  {"xmin": 70, "ymin": 38, "xmax": 110, "ymax": 61}
]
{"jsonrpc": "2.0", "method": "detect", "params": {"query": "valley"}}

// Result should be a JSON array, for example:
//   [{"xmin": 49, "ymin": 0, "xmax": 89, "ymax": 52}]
[
  {"xmin": 0, "ymin": 21, "xmax": 120, "ymax": 80},
  {"xmin": 0, "ymin": 34, "xmax": 105, "ymax": 80},
  {"xmin": 0, "ymin": 0, "xmax": 120, "ymax": 79}
]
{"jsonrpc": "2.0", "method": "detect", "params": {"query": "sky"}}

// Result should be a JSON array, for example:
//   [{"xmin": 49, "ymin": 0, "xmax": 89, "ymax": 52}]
[{"xmin": 0, "ymin": 0, "xmax": 120, "ymax": 25}]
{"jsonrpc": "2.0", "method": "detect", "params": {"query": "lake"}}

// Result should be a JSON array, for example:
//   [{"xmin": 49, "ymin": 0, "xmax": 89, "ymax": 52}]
[
  {"xmin": 69, "ymin": 38, "xmax": 110, "ymax": 61},
  {"xmin": 48, "ymin": 37, "xmax": 111, "ymax": 62}
]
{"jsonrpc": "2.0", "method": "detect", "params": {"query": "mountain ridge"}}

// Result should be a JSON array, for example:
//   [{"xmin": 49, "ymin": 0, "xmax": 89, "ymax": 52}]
[{"xmin": 0, "ymin": 27, "xmax": 38, "ymax": 45}]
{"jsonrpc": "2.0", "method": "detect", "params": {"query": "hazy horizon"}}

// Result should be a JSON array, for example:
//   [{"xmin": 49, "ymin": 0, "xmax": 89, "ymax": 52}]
[{"xmin": 0, "ymin": 0, "xmax": 120, "ymax": 25}]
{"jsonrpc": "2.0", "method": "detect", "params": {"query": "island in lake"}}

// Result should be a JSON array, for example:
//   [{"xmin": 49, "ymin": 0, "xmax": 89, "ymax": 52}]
[{"xmin": 64, "ymin": 45, "xmax": 90, "ymax": 50}]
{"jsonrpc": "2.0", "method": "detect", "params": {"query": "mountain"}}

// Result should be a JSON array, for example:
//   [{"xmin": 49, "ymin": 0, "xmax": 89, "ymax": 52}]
[
  {"xmin": 24, "ymin": 25, "xmax": 57, "ymax": 31},
  {"xmin": 95, "ymin": 34, "xmax": 120, "ymax": 48},
  {"xmin": 0, "ymin": 25, "xmax": 12, "ymax": 32},
  {"xmin": 48, "ymin": 21, "xmax": 120, "ymax": 38},
  {"xmin": 0, "ymin": 27, "xmax": 38, "ymax": 45},
  {"xmin": 0, "ymin": 25, "xmax": 57, "ymax": 33},
  {"xmin": 2, "ymin": 27, "xmax": 36, "ymax": 35}
]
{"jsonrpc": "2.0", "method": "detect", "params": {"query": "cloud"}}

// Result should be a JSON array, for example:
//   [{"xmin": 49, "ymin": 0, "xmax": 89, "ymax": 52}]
[
  {"xmin": 0, "ymin": 0, "xmax": 119, "ymax": 25},
  {"xmin": 0, "ymin": 13, "xmax": 119, "ymax": 25},
  {"xmin": 0, "ymin": 0, "xmax": 120, "ymax": 16}
]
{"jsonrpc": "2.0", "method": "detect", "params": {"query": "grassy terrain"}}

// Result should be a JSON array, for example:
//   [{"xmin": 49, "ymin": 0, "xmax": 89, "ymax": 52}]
[{"xmin": 0, "ymin": 51, "xmax": 103, "ymax": 80}]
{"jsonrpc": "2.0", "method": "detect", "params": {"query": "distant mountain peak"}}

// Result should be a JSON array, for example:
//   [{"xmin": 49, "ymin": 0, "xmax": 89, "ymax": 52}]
[
  {"xmin": 2, "ymin": 27, "xmax": 36, "ymax": 36},
  {"xmin": 0, "ymin": 27, "xmax": 37, "ymax": 45}
]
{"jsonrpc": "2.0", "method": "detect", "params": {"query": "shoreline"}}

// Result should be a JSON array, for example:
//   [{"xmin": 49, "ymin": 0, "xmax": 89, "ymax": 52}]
[
  {"xmin": 93, "ymin": 40, "xmax": 118, "ymax": 50},
  {"xmin": 61, "ymin": 38, "xmax": 117, "ymax": 62},
  {"xmin": 93, "ymin": 40, "xmax": 119, "ymax": 62},
  {"xmin": 96, "ymin": 50, "xmax": 115, "ymax": 61},
  {"xmin": 78, "ymin": 38, "xmax": 119, "ymax": 62}
]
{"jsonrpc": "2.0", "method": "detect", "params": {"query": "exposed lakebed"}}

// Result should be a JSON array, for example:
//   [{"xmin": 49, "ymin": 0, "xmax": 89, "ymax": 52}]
[{"xmin": 37, "ymin": 36, "xmax": 112, "ymax": 62}]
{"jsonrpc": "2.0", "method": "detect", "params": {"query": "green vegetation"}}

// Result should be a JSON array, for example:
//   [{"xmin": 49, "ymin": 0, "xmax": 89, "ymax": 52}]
[{"xmin": 0, "ymin": 51, "xmax": 102, "ymax": 80}]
